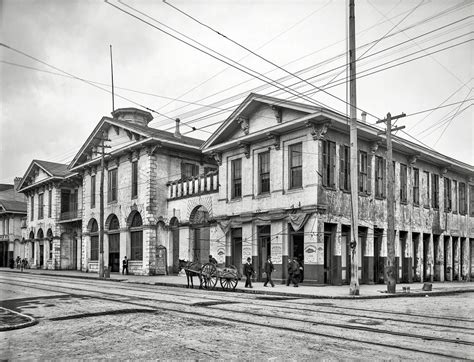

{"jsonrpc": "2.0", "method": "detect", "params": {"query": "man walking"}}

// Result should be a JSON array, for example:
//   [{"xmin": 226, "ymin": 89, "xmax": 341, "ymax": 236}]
[
  {"xmin": 243, "ymin": 257, "xmax": 254, "ymax": 288},
  {"xmin": 263, "ymin": 256, "xmax": 275, "ymax": 287},
  {"xmin": 122, "ymin": 256, "xmax": 129, "ymax": 275}
]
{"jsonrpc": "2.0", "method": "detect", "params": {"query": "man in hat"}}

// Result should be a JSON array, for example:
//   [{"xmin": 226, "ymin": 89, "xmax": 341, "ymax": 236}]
[
  {"xmin": 263, "ymin": 255, "xmax": 275, "ymax": 287},
  {"xmin": 243, "ymin": 257, "xmax": 254, "ymax": 288}
]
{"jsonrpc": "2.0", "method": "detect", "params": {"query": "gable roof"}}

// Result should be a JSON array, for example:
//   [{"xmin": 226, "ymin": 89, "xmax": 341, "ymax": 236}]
[
  {"xmin": 69, "ymin": 114, "xmax": 204, "ymax": 171},
  {"xmin": 17, "ymin": 160, "xmax": 74, "ymax": 192},
  {"xmin": 0, "ymin": 200, "xmax": 27, "ymax": 214}
]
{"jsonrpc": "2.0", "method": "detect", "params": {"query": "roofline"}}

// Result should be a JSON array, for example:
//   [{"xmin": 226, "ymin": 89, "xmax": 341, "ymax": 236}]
[
  {"xmin": 17, "ymin": 172, "xmax": 79, "ymax": 193},
  {"xmin": 17, "ymin": 160, "xmax": 56, "ymax": 191}
]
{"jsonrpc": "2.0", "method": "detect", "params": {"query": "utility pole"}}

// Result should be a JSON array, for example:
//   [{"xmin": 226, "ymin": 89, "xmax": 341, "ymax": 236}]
[
  {"xmin": 98, "ymin": 131, "xmax": 111, "ymax": 279},
  {"xmin": 377, "ymin": 112, "xmax": 405, "ymax": 293},
  {"xmin": 348, "ymin": 0, "xmax": 359, "ymax": 296}
]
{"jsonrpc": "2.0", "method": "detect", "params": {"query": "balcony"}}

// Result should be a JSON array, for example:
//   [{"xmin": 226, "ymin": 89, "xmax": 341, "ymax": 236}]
[
  {"xmin": 168, "ymin": 171, "xmax": 219, "ymax": 200},
  {"xmin": 59, "ymin": 209, "xmax": 82, "ymax": 222}
]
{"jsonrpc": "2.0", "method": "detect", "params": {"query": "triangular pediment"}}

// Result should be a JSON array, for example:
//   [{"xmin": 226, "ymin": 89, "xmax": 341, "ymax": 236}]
[
  {"xmin": 17, "ymin": 160, "xmax": 70, "ymax": 191},
  {"xmin": 202, "ymin": 93, "xmax": 329, "ymax": 151}
]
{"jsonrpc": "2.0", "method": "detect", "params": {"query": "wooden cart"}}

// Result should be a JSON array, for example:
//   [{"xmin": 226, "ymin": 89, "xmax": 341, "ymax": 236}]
[{"xmin": 200, "ymin": 263, "xmax": 239, "ymax": 291}]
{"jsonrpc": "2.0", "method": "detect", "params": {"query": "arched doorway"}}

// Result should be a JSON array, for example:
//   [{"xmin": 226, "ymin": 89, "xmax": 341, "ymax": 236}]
[
  {"xmin": 129, "ymin": 212, "xmax": 143, "ymax": 262},
  {"xmin": 89, "ymin": 219, "xmax": 99, "ymax": 263},
  {"xmin": 47, "ymin": 229, "xmax": 54, "ymax": 263},
  {"xmin": 189, "ymin": 205, "xmax": 210, "ymax": 264},
  {"xmin": 107, "ymin": 215, "xmax": 120, "ymax": 272},
  {"xmin": 169, "ymin": 217, "xmax": 180, "ymax": 273},
  {"xmin": 37, "ymin": 229, "xmax": 44, "ymax": 267},
  {"xmin": 60, "ymin": 232, "xmax": 72, "ymax": 269}
]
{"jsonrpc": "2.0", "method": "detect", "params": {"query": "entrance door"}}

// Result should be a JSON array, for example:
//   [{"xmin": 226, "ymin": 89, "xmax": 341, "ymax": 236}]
[
  {"xmin": 412, "ymin": 233, "xmax": 420, "ymax": 282},
  {"xmin": 400, "ymin": 231, "xmax": 409, "ymax": 283},
  {"xmin": 290, "ymin": 228, "xmax": 304, "ymax": 283},
  {"xmin": 257, "ymin": 225, "xmax": 271, "ymax": 282},
  {"xmin": 109, "ymin": 233, "xmax": 120, "ymax": 272},
  {"xmin": 39, "ymin": 245, "xmax": 44, "ymax": 267},
  {"xmin": 433, "ymin": 235, "xmax": 440, "ymax": 281},
  {"xmin": 444, "ymin": 236, "xmax": 450, "ymax": 281},
  {"xmin": 231, "ymin": 228, "xmax": 242, "ymax": 277},
  {"xmin": 423, "ymin": 234, "xmax": 431, "ymax": 282},
  {"xmin": 374, "ymin": 229, "xmax": 384, "ymax": 284},
  {"xmin": 324, "ymin": 233, "xmax": 332, "ymax": 284}
]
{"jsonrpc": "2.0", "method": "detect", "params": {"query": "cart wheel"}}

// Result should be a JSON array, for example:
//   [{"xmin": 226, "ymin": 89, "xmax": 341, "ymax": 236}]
[
  {"xmin": 220, "ymin": 277, "xmax": 238, "ymax": 291},
  {"xmin": 201, "ymin": 263, "xmax": 217, "ymax": 290}
]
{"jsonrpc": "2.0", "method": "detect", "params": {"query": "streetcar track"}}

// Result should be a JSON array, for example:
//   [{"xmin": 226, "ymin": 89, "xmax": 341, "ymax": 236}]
[
  {"xmin": 3, "ymin": 275, "xmax": 473, "ymax": 333},
  {"xmin": 2, "ymin": 276, "xmax": 473, "ymax": 357}
]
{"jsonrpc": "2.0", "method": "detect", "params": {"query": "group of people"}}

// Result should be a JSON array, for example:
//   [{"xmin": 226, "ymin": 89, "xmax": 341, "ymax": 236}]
[
  {"xmin": 243, "ymin": 255, "xmax": 303, "ymax": 288},
  {"xmin": 9, "ymin": 256, "xmax": 29, "ymax": 271}
]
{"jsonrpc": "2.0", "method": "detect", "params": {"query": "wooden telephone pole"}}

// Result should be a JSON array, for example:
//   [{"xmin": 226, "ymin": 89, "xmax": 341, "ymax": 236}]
[
  {"xmin": 348, "ymin": 0, "xmax": 359, "ymax": 296},
  {"xmin": 98, "ymin": 131, "xmax": 111, "ymax": 279},
  {"xmin": 377, "ymin": 112, "xmax": 405, "ymax": 293}
]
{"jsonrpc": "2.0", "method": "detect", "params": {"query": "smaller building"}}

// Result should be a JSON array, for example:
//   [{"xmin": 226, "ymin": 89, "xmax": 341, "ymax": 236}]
[
  {"xmin": 0, "ymin": 178, "xmax": 27, "ymax": 267},
  {"xmin": 17, "ymin": 160, "xmax": 82, "ymax": 270}
]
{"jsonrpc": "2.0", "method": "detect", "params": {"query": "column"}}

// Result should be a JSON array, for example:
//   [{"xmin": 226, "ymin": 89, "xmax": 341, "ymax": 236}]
[
  {"xmin": 453, "ymin": 237, "xmax": 460, "ymax": 281},
  {"xmin": 179, "ymin": 226, "xmax": 190, "ymax": 261},
  {"xmin": 434, "ymin": 234, "xmax": 444, "ymax": 281},
  {"xmin": 271, "ymin": 220, "xmax": 284, "ymax": 282},
  {"xmin": 366, "ymin": 225, "xmax": 374, "ymax": 284},
  {"xmin": 445, "ymin": 235, "xmax": 453, "ymax": 281}
]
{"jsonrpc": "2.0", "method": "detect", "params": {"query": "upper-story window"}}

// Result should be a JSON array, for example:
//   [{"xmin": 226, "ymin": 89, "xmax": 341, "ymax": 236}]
[
  {"xmin": 358, "ymin": 151, "xmax": 368, "ymax": 194},
  {"xmin": 30, "ymin": 196, "xmax": 34, "ymax": 221},
  {"xmin": 231, "ymin": 158, "xmax": 242, "ymax": 199},
  {"xmin": 258, "ymin": 151, "xmax": 270, "ymax": 194},
  {"xmin": 48, "ymin": 189, "xmax": 52, "ymax": 218},
  {"xmin": 444, "ymin": 177, "xmax": 452, "ymax": 212},
  {"xmin": 459, "ymin": 182, "xmax": 467, "ymax": 214},
  {"xmin": 91, "ymin": 175, "xmax": 96, "ymax": 208},
  {"xmin": 321, "ymin": 141, "xmax": 335, "ymax": 188},
  {"xmin": 108, "ymin": 168, "xmax": 118, "ymax": 203},
  {"xmin": 431, "ymin": 173, "xmax": 439, "ymax": 209},
  {"xmin": 182, "ymin": 162, "xmax": 199, "ymax": 179},
  {"xmin": 413, "ymin": 168, "xmax": 419, "ymax": 206},
  {"xmin": 423, "ymin": 171, "xmax": 430, "ymax": 208},
  {"xmin": 375, "ymin": 156, "xmax": 385, "ymax": 198},
  {"xmin": 470, "ymin": 184, "xmax": 474, "ymax": 217},
  {"xmin": 131, "ymin": 161, "xmax": 138, "ymax": 199},
  {"xmin": 38, "ymin": 193, "xmax": 44, "ymax": 219},
  {"xmin": 399, "ymin": 164, "xmax": 407, "ymax": 203},
  {"xmin": 452, "ymin": 180, "xmax": 458, "ymax": 213},
  {"xmin": 289, "ymin": 143, "xmax": 303, "ymax": 189},
  {"xmin": 339, "ymin": 145, "xmax": 350, "ymax": 191}
]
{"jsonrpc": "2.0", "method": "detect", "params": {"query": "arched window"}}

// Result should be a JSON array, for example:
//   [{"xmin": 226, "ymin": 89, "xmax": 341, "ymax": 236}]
[
  {"xmin": 37, "ymin": 229, "xmax": 44, "ymax": 240},
  {"xmin": 90, "ymin": 219, "xmax": 99, "ymax": 261},
  {"xmin": 108, "ymin": 215, "xmax": 120, "ymax": 257},
  {"xmin": 130, "ymin": 213, "xmax": 143, "ymax": 261}
]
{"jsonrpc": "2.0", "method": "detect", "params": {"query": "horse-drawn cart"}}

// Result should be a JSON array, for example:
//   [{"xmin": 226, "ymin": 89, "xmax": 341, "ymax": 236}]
[{"xmin": 181, "ymin": 261, "xmax": 239, "ymax": 291}]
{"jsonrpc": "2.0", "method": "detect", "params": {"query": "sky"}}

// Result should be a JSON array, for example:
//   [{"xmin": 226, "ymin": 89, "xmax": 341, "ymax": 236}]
[{"xmin": 0, "ymin": 0, "xmax": 472, "ymax": 183}]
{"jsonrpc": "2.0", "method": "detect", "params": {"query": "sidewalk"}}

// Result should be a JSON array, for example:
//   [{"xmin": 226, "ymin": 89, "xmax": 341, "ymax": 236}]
[{"xmin": 2, "ymin": 267, "xmax": 474, "ymax": 299}]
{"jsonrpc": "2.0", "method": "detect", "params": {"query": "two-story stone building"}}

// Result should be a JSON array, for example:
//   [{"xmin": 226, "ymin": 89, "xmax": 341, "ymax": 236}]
[
  {"xmin": 0, "ymin": 179, "xmax": 27, "ymax": 267},
  {"xmin": 17, "ymin": 160, "xmax": 82, "ymax": 269},
  {"xmin": 166, "ymin": 93, "xmax": 474, "ymax": 285},
  {"xmin": 68, "ymin": 108, "xmax": 216, "ymax": 275}
]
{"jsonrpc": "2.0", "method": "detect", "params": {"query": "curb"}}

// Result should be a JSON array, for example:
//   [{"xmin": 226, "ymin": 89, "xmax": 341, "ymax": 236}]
[
  {"xmin": 0, "ymin": 307, "xmax": 38, "ymax": 332},
  {"xmin": 3, "ymin": 269, "xmax": 474, "ymax": 300}
]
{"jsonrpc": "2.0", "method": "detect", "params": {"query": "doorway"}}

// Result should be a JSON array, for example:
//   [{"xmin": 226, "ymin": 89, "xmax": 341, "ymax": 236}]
[
  {"xmin": 399, "ymin": 231, "xmax": 409, "ymax": 283},
  {"xmin": 257, "ymin": 225, "xmax": 271, "ymax": 282},
  {"xmin": 231, "ymin": 228, "xmax": 242, "ymax": 277},
  {"xmin": 108, "ymin": 233, "xmax": 120, "ymax": 272},
  {"xmin": 374, "ymin": 228, "xmax": 384, "ymax": 284},
  {"xmin": 443, "ymin": 235, "xmax": 451, "ymax": 281},
  {"xmin": 423, "ymin": 233, "xmax": 431, "ymax": 282},
  {"xmin": 433, "ymin": 234, "xmax": 440, "ymax": 281},
  {"xmin": 412, "ymin": 232, "xmax": 420, "ymax": 282}
]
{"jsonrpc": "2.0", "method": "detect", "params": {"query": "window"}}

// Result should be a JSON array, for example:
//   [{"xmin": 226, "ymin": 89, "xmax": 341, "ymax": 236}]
[
  {"xmin": 400, "ymin": 164, "xmax": 407, "ymax": 203},
  {"xmin": 339, "ymin": 145, "xmax": 350, "ymax": 191},
  {"xmin": 444, "ymin": 178, "xmax": 452, "ymax": 212},
  {"xmin": 38, "ymin": 193, "xmax": 44, "ymax": 219},
  {"xmin": 431, "ymin": 174, "xmax": 439, "ymax": 209},
  {"xmin": 181, "ymin": 162, "xmax": 199, "ymax": 179},
  {"xmin": 48, "ymin": 190, "xmax": 52, "ymax": 218},
  {"xmin": 375, "ymin": 156, "xmax": 385, "ymax": 198},
  {"xmin": 459, "ymin": 182, "xmax": 467, "ymax": 214},
  {"xmin": 358, "ymin": 151, "xmax": 368, "ymax": 193},
  {"xmin": 413, "ymin": 168, "xmax": 419, "ymax": 206},
  {"xmin": 470, "ymin": 184, "xmax": 474, "ymax": 217},
  {"xmin": 131, "ymin": 161, "xmax": 138, "ymax": 199},
  {"xmin": 452, "ymin": 180, "xmax": 458, "ymax": 213},
  {"xmin": 90, "ymin": 219, "xmax": 99, "ymax": 261},
  {"xmin": 258, "ymin": 151, "xmax": 270, "ymax": 194},
  {"xmin": 49, "ymin": 240, "xmax": 53, "ymax": 260},
  {"xmin": 231, "ymin": 159, "xmax": 242, "ymax": 199},
  {"xmin": 109, "ymin": 216, "xmax": 120, "ymax": 257},
  {"xmin": 322, "ymin": 141, "xmax": 335, "ymax": 188},
  {"xmin": 30, "ymin": 196, "xmax": 34, "ymax": 221},
  {"xmin": 130, "ymin": 213, "xmax": 143, "ymax": 260},
  {"xmin": 423, "ymin": 171, "xmax": 430, "ymax": 207},
  {"xmin": 290, "ymin": 143, "xmax": 303, "ymax": 188},
  {"xmin": 108, "ymin": 168, "xmax": 118, "ymax": 202},
  {"xmin": 91, "ymin": 175, "xmax": 96, "ymax": 208}
]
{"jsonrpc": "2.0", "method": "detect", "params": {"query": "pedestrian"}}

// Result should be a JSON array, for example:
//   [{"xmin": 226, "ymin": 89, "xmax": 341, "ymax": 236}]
[
  {"xmin": 122, "ymin": 256, "xmax": 129, "ymax": 275},
  {"xmin": 292, "ymin": 258, "xmax": 301, "ymax": 287},
  {"xmin": 243, "ymin": 257, "xmax": 254, "ymax": 288},
  {"xmin": 286, "ymin": 258, "xmax": 294, "ymax": 286},
  {"xmin": 298, "ymin": 255, "xmax": 304, "ymax": 283},
  {"xmin": 20, "ymin": 258, "xmax": 24, "ymax": 272},
  {"xmin": 263, "ymin": 256, "xmax": 275, "ymax": 287},
  {"xmin": 209, "ymin": 254, "xmax": 218, "ymax": 265},
  {"xmin": 16, "ymin": 256, "xmax": 21, "ymax": 269}
]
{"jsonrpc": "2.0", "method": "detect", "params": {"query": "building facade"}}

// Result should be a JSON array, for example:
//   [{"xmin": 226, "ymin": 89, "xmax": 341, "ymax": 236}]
[
  {"xmin": 0, "ymin": 179, "xmax": 27, "ymax": 267},
  {"xmin": 16, "ymin": 94, "xmax": 474, "ymax": 285}
]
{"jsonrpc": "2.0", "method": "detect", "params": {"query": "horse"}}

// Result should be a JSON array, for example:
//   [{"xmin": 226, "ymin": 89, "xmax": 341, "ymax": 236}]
[{"xmin": 179, "ymin": 259, "xmax": 203, "ymax": 289}]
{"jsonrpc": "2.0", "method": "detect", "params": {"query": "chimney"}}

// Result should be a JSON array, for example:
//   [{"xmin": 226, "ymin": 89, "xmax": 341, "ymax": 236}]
[
  {"xmin": 111, "ymin": 108, "xmax": 153, "ymax": 127},
  {"xmin": 361, "ymin": 111, "xmax": 367, "ymax": 123},
  {"xmin": 174, "ymin": 118, "xmax": 181, "ymax": 139},
  {"xmin": 14, "ymin": 177, "xmax": 22, "ymax": 191}
]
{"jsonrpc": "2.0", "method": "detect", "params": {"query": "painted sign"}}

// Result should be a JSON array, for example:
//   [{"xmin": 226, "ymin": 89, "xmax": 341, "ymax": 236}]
[{"xmin": 271, "ymin": 245, "xmax": 282, "ymax": 264}]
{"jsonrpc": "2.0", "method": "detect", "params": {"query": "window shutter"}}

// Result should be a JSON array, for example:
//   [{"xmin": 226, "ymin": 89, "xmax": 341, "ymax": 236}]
[
  {"xmin": 382, "ymin": 158, "xmax": 387, "ymax": 198},
  {"xmin": 367, "ymin": 154, "xmax": 372, "ymax": 195},
  {"xmin": 321, "ymin": 141, "xmax": 327, "ymax": 186},
  {"xmin": 330, "ymin": 141, "xmax": 336, "ymax": 187},
  {"xmin": 339, "ymin": 145, "xmax": 345, "ymax": 190}
]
